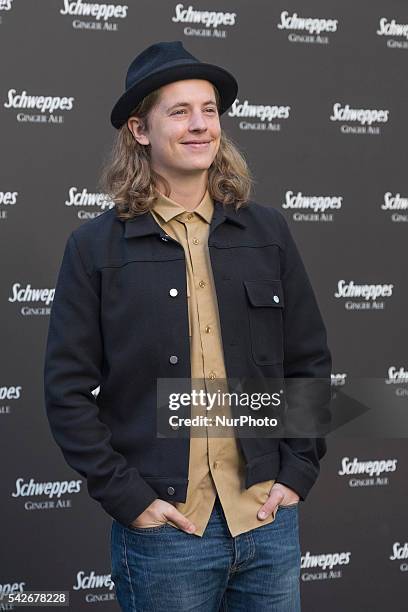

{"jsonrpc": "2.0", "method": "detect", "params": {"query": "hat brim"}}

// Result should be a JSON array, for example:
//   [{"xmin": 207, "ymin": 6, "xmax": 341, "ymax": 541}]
[{"xmin": 110, "ymin": 62, "xmax": 238, "ymax": 129}]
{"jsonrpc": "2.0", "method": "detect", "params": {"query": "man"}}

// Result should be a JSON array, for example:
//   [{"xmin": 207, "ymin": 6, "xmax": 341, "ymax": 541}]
[{"xmin": 44, "ymin": 41, "xmax": 331, "ymax": 611}]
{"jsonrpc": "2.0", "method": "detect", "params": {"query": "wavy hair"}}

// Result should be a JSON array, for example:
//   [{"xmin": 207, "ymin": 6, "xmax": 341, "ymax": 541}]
[{"xmin": 98, "ymin": 84, "xmax": 254, "ymax": 220}]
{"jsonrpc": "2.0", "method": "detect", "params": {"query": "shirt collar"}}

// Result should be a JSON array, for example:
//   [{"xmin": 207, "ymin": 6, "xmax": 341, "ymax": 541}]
[{"xmin": 151, "ymin": 187, "xmax": 214, "ymax": 224}]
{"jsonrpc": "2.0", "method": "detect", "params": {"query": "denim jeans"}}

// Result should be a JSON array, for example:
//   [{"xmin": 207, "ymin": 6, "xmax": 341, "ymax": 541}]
[{"xmin": 110, "ymin": 494, "xmax": 301, "ymax": 611}]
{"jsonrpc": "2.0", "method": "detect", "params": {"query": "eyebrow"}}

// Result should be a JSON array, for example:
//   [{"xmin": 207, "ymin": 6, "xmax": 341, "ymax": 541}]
[{"xmin": 166, "ymin": 100, "xmax": 218, "ymax": 112}]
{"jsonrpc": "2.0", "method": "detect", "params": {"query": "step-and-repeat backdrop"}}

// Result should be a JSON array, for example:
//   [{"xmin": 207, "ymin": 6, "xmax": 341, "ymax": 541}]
[{"xmin": 1, "ymin": 1, "xmax": 407, "ymax": 611}]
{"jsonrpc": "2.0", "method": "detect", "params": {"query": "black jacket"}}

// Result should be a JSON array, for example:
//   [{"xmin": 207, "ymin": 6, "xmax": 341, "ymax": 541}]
[{"xmin": 43, "ymin": 199, "xmax": 332, "ymax": 527}]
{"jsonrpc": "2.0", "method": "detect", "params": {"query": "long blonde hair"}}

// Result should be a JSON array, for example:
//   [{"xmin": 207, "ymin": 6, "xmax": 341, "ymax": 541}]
[{"xmin": 98, "ymin": 84, "xmax": 254, "ymax": 220}]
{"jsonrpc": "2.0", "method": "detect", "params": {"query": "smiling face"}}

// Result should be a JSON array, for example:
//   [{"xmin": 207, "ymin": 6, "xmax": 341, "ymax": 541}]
[{"xmin": 128, "ymin": 79, "xmax": 221, "ymax": 180}]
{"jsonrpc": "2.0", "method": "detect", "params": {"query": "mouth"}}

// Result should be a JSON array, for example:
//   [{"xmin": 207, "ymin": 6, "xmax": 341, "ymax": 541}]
[{"xmin": 181, "ymin": 140, "xmax": 212, "ymax": 149}]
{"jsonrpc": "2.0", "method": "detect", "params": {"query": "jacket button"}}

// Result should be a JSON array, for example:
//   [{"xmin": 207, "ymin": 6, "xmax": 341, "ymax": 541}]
[
  {"xmin": 169, "ymin": 355, "xmax": 178, "ymax": 364},
  {"xmin": 169, "ymin": 288, "xmax": 178, "ymax": 297},
  {"xmin": 167, "ymin": 486, "xmax": 175, "ymax": 495},
  {"xmin": 161, "ymin": 235, "xmax": 169, "ymax": 241},
  {"xmin": 273, "ymin": 295, "xmax": 280, "ymax": 303}
]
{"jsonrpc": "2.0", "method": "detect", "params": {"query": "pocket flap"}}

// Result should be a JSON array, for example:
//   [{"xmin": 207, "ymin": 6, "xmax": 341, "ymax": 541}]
[{"xmin": 244, "ymin": 279, "xmax": 284, "ymax": 308}]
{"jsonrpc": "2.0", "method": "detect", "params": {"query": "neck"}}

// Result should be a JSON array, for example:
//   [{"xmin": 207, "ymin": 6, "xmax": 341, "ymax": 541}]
[{"xmin": 154, "ymin": 169, "xmax": 209, "ymax": 211}]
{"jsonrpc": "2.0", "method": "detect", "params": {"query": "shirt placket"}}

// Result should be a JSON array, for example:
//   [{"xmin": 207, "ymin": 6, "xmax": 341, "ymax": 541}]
[{"xmin": 180, "ymin": 213, "xmax": 234, "ymax": 468}]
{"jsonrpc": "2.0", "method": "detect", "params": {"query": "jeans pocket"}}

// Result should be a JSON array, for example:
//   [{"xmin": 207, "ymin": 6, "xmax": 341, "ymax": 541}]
[
  {"xmin": 278, "ymin": 502, "xmax": 299, "ymax": 510},
  {"xmin": 126, "ymin": 522, "xmax": 169, "ymax": 533}
]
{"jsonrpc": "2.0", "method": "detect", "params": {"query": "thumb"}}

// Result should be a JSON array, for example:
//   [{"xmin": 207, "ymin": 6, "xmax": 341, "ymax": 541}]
[{"xmin": 258, "ymin": 488, "xmax": 284, "ymax": 520}]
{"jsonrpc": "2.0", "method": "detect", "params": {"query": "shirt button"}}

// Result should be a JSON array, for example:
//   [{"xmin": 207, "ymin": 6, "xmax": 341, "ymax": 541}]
[
  {"xmin": 208, "ymin": 371, "xmax": 216, "ymax": 380},
  {"xmin": 193, "ymin": 238, "xmax": 199, "ymax": 244},
  {"xmin": 186, "ymin": 213, "xmax": 194, "ymax": 220},
  {"xmin": 169, "ymin": 288, "xmax": 178, "ymax": 297},
  {"xmin": 205, "ymin": 325, "xmax": 211, "ymax": 333},
  {"xmin": 167, "ymin": 486, "xmax": 175, "ymax": 495},
  {"xmin": 199, "ymin": 280, "xmax": 206, "ymax": 288},
  {"xmin": 273, "ymin": 295, "xmax": 280, "ymax": 303},
  {"xmin": 169, "ymin": 355, "xmax": 179, "ymax": 364}
]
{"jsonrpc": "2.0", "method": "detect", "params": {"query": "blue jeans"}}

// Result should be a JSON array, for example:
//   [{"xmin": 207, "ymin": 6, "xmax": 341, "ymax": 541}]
[{"xmin": 110, "ymin": 494, "xmax": 301, "ymax": 611}]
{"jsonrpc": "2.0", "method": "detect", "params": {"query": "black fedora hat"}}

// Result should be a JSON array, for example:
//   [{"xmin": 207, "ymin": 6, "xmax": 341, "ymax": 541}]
[{"xmin": 110, "ymin": 40, "xmax": 238, "ymax": 129}]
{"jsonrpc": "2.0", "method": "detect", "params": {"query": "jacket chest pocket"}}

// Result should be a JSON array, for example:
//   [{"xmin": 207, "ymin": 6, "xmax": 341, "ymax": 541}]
[{"xmin": 243, "ymin": 279, "xmax": 284, "ymax": 366}]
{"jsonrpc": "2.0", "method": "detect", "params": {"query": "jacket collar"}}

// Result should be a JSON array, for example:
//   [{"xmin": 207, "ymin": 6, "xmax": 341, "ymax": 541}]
[{"xmin": 123, "ymin": 199, "xmax": 247, "ymax": 239}]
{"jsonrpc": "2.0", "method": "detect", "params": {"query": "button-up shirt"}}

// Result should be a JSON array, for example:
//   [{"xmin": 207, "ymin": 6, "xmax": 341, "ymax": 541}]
[{"xmin": 150, "ymin": 187, "xmax": 277, "ymax": 537}]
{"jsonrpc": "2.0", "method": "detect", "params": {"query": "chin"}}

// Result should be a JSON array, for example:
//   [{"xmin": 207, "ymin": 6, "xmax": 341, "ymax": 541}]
[
  {"xmin": 187, "ymin": 164, "xmax": 213, "ymax": 172},
  {"xmin": 194, "ymin": 156, "xmax": 213, "ymax": 166},
  {"xmin": 181, "ymin": 158, "xmax": 214, "ymax": 171}
]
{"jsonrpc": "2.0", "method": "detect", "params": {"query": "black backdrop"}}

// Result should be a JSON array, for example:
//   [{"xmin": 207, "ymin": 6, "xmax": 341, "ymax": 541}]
[{"xmin": 0, "ymin": 1, "xmax": 407, "ymax": 611}]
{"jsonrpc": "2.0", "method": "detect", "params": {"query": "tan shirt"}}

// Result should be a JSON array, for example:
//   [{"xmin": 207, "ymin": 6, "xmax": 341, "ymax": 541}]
[{"xmin": 150, "ymin": 187, "xmax": 277, "ymax": 537}]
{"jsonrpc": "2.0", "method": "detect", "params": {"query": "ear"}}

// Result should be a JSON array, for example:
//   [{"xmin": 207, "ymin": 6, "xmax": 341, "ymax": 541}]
[{"xmin": 127, "ymin": 117, "xmax": 150, "ymax": 146}]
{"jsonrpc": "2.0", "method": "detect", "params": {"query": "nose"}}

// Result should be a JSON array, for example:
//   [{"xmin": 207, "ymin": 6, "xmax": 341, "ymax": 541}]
[{"xmin": 188, "ymin": 108, "xmax": 208, "ymax": 132}]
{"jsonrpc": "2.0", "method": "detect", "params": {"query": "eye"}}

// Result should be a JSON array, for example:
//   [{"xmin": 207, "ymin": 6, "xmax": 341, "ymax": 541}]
[
  {"xmin": 171, "ymin": 109, "xmax": 186, "ymax": 116},
  {"xmin": 205, "ymin": 108, "xmax": 217, "ymax": 113}
]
